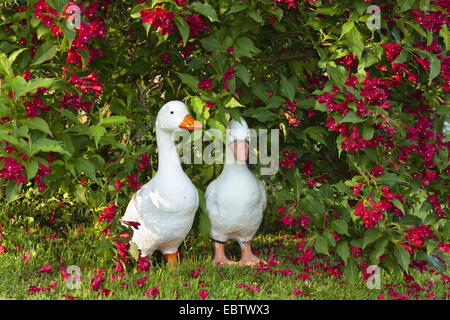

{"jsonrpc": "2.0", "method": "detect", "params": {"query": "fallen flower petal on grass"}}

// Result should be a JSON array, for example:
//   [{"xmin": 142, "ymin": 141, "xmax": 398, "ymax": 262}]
[
  {"xmin": 199, "ymin": 289, "xmax": 208, "ymax": 300},
  {"xmin": 144, "ymin": 282, "xmax": 162, "ymax": 299},
  {"xmin": 38, "ymin": 264, "xmax": 52, "ymax": 273}
]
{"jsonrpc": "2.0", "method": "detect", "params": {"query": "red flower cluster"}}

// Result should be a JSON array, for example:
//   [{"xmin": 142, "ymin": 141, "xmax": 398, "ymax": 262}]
[
  {"xmin": 64, "ymin": 1, "xmax": 108, "ymax": 67},
  {"xmin": 137, "ymin": 255, "xmax": 151, "ymax": 272},
  {"xmin": 0, "ymin": 156, "xmax": 26, "ymax": 186},
  {"xmin": 280, "ymin": 151, "xmax": 298, "ymax": 168},
  {"xmin": 222, "ymin": 66, "xmax": 234, "ymax": 91},
  {"xmin": 35, "ymin": 163, "xmax": 51, "ymax": 191},
  {"xmin": 28, "ymin": 281, "xmax": 58, "ymax": 295},
  {"xmin": 58, "ymin": 92, "xmax": 93, "ymax": 112},
  {"xmin": 140, "ymin": 8, "xmax": 175, "ymax": 36},
  {"xmin": 284, "ymin": 100, "xmax": 296, "ymax": 112},
  {"xmin": 25, "ymin": 96, "xmax": 50, "ymax": 118},
  {"xmin": 427, "ymin": 194, "xmax": 445, "ymax": 218},
  {"xmin": 198, "ymin": 78, "xmax": 213, "ymax": 91},
  {"xmin": 183, "ymin": 14, "xmax": 209, "ymax": 37},
  {"xmin": 337, "ymin": 54, "xmax": 357, "ymax": 69},
  {"xmin": 410, "ymin": 9, "xmax": 449, "ymax": 32},
  {"xmin": 382, "ymin": 44, "xmax": 402, "ymax": 62},
  {"xmin": 126, "ymin": 173, "xmax": 141, "ymax": 190},
  {"xmin": 69, "ymin": 72, "xmax": 103, "ymax": 97},
  {"xmin": 354, "ymin": 196, "xmax": 390, "ymax": 229},
  {"xmin": 137, "ymin": 153, "xmax": 150, "ymax": 173},
  {"xmin": 404, "ymin": 225, "xmax": 437, "ymax": 249},
  {"xmin": 98, "ymin": 203, "xmax": 119, "ymax": 223},
  {"xmin": 115, "ymin": 241, "xmax": 130, "ymax": 264},
  {"xmin": 33, "ymin": 0, "xmax": 61, "ymax": 36}
]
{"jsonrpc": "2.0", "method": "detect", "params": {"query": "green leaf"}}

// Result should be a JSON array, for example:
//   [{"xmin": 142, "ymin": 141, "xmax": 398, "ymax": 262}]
[
  {"xmin": 200, "ymin": 36, "xmax": 222, "ymax": 51},
  {"xmin": 228, "ymin": 4, "xmax": 248, "ymax": 14},
  {"xmin": 394, "ymin": 244, "xmax": 411, "ymax": 271},
  {"xmin": 439, "ymin": 25, "xmax": 449, "ymax": 52},
  {"xmin": 235, "ymin": 64, "xmax": 250, "ymax": 86},
  {"xmin": 225, "ymin": 96, "xmax": 244, "ymax": 108},
  {"xmin": 344, "ymin": 259, "xmax": 358, "ymax": 284},
  {"xmin": 89, "ymin": 125, "xmax": 106, "ymax": 148},
  {"xmin": 61, "ymin": 23, "xmax": 77, "ymax": 48},
  {"xmin": 344, "ymin": 26, "xmax": 365, "ymax": 60},
  {"xmin": 280, "ymin": 75, "xmax": 296, "ymax": 101},
  {"xmin": 0, "ymin": 53, "xmax": 12, "ymax": 77},
  {"xmin": 362, "ymin": 126, "xmax": 374, "ymax": 140},
  {"xmin": 7, "ymin": 76, "xmax": 27, "ymax": 100},
  {"xmin": 428, "ymin": 55, "xmax": 441, "ymax": 85},
  {"xmin": 336, "ymin": 241, "xmax": 351, "ymax": 265},
  {"xmin": 177, "ymin": 72, "xmax": 199, "ymax": 89},
  {"xmin": 443, "ymin": 221, "xmax": 450, "ymax": 240},
  {"xmin": 323, "ymin": 230, "xmax": 336, "ymax": 248},
  {"xmin": 18, "ymin": 78, "xmax": 56, "ymax": 98},
  {"xmin": 341, "ymin": 21, "xmax": 354, "ymax": 38},
  {"xmin": 379, "ymin": 172, "xmax": 406, "ymax": 185},
  {"xmin": 234, "ymin": 37, "xmax": 261, "ymax": 58},
  {"xmin": 398, "ymin": 0, "xmax": 416, "ymax": 12},
  {"xmin": 314, "ymin": 236, "xmax": 330, "ymax": 256},
  {"xmin": 8, "ymin": 48, "xmax": 28, "ymax": 65},
  {"xmin": 47, "ymin": 0, "xmax": 69, "ymax": 14},
  {"xmin": 330, "ymin": 219, "xmax": 350, "ymax": 236},
  {"xmin": 129, "ymin": 242, "xmax": 140, "ymax": 261},
  {"xmin": 20, "ymin": 118, "xmax": 53, "ymax": 137},
  {"xmin": 174, "ymin": 16, "xmax": 190, "ymax": 47},
  {"xmin": 327, "ymin": 65, "xmax": 347, "ymax": 87},
  {"xmin": 248, "ymin": 10, "xmax": 263, "ymax": 24},
  {"xmin": 31, "ymin": 41, "xmax": 58, "ymax": 66},
  {"xmin": 370, "ymin": 239, "xmax": 387, "ymax": 265},
  {"xmin": 193, "ymin": 2, "xmax": 219, "ymax": 22},
  {"xmin": 340, "ymin": 111, "xmax": 365, "ymax": 123},
  {"xmin": 6, "ymin": 181, "xmax": 21, "ymax": 203},
  {"xmin": 198, "ymin": 212, "xmax": 211, "ymax": 242},
  {"xmin": 73, "ymin": 157, "xmax": 97, "ymax": 182},
  {"xmin": 99, "ymin": 116, "xmax": 131, "ymax": 126},
  {"xmin": 24, "ymin": 159, "xmax": 39, "ymax": 180},
  {"xmin": 31, "ymin": 138, "xmax": 69, "ymax": 156},
  {"xmin": 74, "ymin": 184, "xmax": 87, "ymax": 204},
  {"xmin": 303, "ymin": 126, "xmax": 327, "ymax": 145},
  {"xmin": 362, "ymin": 228, "xmax": 379, "ymax": 249}
]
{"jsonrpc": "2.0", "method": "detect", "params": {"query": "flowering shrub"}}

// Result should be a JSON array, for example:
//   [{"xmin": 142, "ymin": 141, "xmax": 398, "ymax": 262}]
[{"xmin": 0, "ymin": 0, "xmax": 448, "ymax": 281}]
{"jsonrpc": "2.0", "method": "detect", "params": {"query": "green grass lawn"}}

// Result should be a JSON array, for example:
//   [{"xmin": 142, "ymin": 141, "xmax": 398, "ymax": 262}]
[{"xmin": 0, "ymin": 204, "xmax": 448, "ymax": 300}]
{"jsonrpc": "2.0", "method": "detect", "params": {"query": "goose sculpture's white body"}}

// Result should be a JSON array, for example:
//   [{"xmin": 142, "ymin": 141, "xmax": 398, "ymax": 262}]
[
  {"xmin": 122, "ymin": 101, "xmax": 201, "ymax": 266},
  {"xmin": 205, "ymin": 117, "xmax": 267, "ymax": 266}
]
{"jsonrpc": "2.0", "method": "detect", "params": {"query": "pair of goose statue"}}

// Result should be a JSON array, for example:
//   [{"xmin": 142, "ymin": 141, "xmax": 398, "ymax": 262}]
[{"xmin": 121, "ymin": 100, "xmax": 266, "ymax": 267}]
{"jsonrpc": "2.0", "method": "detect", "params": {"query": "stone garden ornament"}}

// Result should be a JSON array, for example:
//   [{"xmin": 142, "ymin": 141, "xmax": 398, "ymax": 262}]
[
  {"xmin": 205, "ymin": 117, "xmax": 267, "ymax": 266},
  {"xmin": 121, "ymin": 100, "xmax": 202, "ymax": 267}
]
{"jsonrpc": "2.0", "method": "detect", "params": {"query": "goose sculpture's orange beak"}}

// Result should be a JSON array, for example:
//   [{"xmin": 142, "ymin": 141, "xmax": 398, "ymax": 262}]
[
  {"xmin": 231, "ymin": 141, "xmax": 249, "ymax": 162},
  {"xmin": 179, "ymin": 114, "xmax": 203, "ymax": 130}
]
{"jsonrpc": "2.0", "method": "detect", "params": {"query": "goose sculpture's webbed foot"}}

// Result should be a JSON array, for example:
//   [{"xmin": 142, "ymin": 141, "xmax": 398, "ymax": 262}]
[
  {"xmin": 239, "ymin": 241, "xmax": 265, "ymax": 266},
  {"xmin": 212, "ymin": 241, "xmax": 235, "ymax": 266}
]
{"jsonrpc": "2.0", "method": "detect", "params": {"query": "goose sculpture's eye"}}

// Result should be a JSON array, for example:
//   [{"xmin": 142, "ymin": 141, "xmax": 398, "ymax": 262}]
[{"xmin": 170, "ymin": 111, "xmax": 174, "ymax": 114}]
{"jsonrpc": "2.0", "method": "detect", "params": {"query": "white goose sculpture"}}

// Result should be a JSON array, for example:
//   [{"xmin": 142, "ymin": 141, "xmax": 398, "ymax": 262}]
[
  {"xmin": 121, "ymin": 100, "xmax": 202, "ymax": 267},
  {"xmin": 205, "ymin": 117, "xmax": 267, "ymax": 266}
]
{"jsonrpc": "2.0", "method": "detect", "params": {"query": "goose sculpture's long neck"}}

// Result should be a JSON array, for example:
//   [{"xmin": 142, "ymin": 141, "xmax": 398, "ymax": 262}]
[{"xmin": 156, "ymin": 127, "xmax": 183, "ymax": 174}]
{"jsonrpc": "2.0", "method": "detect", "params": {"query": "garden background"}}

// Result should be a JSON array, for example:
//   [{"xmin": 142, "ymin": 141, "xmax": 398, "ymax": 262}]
[{"xmin": 0, "ymin": 0, "xmax": 449, "ymax": 300}]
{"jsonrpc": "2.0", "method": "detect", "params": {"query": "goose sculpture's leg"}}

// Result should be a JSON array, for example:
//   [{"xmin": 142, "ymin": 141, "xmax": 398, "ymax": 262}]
[
  {"xmin": 212, "ymin": 241, "xmax": 234, "ymax": 265},
  {"xmin": 239, "ymin": 241, "xmax": 265, "ymax": 266},
  {"xmin": 164, "ymin": 253, "xmax": 179, "ymax": 268}
]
